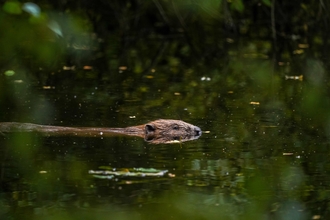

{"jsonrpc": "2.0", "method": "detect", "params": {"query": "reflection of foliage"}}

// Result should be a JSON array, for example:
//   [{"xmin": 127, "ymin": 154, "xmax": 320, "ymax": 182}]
[
  {"xmin": 1, "ymin": 0, "xmax": 329, "ymax": 142},
  {"xmin": 1, "ymin": 0, "xmax": 329, "ymax": 75}
]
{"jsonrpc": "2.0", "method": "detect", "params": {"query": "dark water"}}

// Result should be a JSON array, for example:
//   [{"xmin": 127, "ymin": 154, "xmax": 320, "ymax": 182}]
[
  {"xmin": 1, "ymin": 63, "xmax": 328, "ymax": 220},
  {"xmin": 1, "ymin": 2, "xmax": 330, "ymax": 218}
]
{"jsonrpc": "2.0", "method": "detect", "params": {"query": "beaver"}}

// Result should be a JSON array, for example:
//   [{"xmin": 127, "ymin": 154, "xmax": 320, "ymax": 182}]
[{"xmin": 0, "ymin": 119, "xmax": 202, "ymax": 144}]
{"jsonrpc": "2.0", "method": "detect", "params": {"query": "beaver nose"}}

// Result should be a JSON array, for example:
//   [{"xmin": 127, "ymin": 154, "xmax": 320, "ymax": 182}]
[{"xmin": 194, "ymin": 126, "xmax": 202, "ymax": 136}]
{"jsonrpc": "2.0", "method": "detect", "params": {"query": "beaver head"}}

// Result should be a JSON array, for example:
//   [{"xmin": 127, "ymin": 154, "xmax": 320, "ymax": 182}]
[{"xmin": 143, "ymin": 119, "xmax": 202, "ymax": 144}]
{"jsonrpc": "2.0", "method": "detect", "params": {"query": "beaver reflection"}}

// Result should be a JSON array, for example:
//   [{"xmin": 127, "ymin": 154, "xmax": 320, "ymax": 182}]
[{"xmin": 0, "ymin": 119, "xmax": 202, "ymax": 144}]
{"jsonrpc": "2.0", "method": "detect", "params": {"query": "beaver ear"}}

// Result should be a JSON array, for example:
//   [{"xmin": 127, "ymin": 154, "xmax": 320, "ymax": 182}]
[{"xmin": 145, "ymin": 124, "xmax": 155, "ymax": 134}]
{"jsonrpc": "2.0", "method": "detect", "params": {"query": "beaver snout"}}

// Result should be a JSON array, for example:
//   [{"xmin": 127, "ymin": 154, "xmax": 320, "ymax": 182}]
[{"xmin": 194, "ymin": 126, "xmax": 202, "ymax": 136}]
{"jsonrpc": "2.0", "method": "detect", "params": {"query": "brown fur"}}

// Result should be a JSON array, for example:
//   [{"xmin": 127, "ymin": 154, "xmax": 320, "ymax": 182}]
[
  {"xmin": 141, "ymin": 119, "xmax": 201, "ymax": 144},
  {"xmin": 0, "ymin": 119, "xmax": 202, "ymax": 144}
]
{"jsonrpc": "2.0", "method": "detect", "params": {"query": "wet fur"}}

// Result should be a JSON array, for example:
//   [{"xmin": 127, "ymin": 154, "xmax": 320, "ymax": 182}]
[{"xmin": 0, "ymin": 119, "xmax": 202, "ymax": 144}]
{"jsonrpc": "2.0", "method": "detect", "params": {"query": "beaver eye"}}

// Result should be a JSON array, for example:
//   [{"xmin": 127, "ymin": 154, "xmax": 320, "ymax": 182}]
[
  {"xmin": 173, "ymin": 125, "xmax": 179, "ymax": 130},
  {"xmin": 173, "ymin": 136, "xmax": 180, "ymax": 140}
]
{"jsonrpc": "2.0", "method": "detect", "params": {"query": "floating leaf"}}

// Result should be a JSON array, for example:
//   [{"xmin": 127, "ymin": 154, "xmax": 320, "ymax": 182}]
[{"xmin": 89, "ymin": 168, "xmax": 168, "ymax": 177}]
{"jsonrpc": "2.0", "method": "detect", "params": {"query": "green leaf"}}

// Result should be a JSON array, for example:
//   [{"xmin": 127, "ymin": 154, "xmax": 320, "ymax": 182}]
[
  {"xmin": 231, "ymin": 0, "xmax": 244, "ymax": 12},
  {"xmin": 262, "ymin": 0, "xmax": 272, "ymax": 7},
  {"xmin": 4, "ymin": 70, "xmax": 15, "ymax": 76},
  {"xmin": 3, "ymin": 1, "xmax": 22, "ymax": 14}
]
